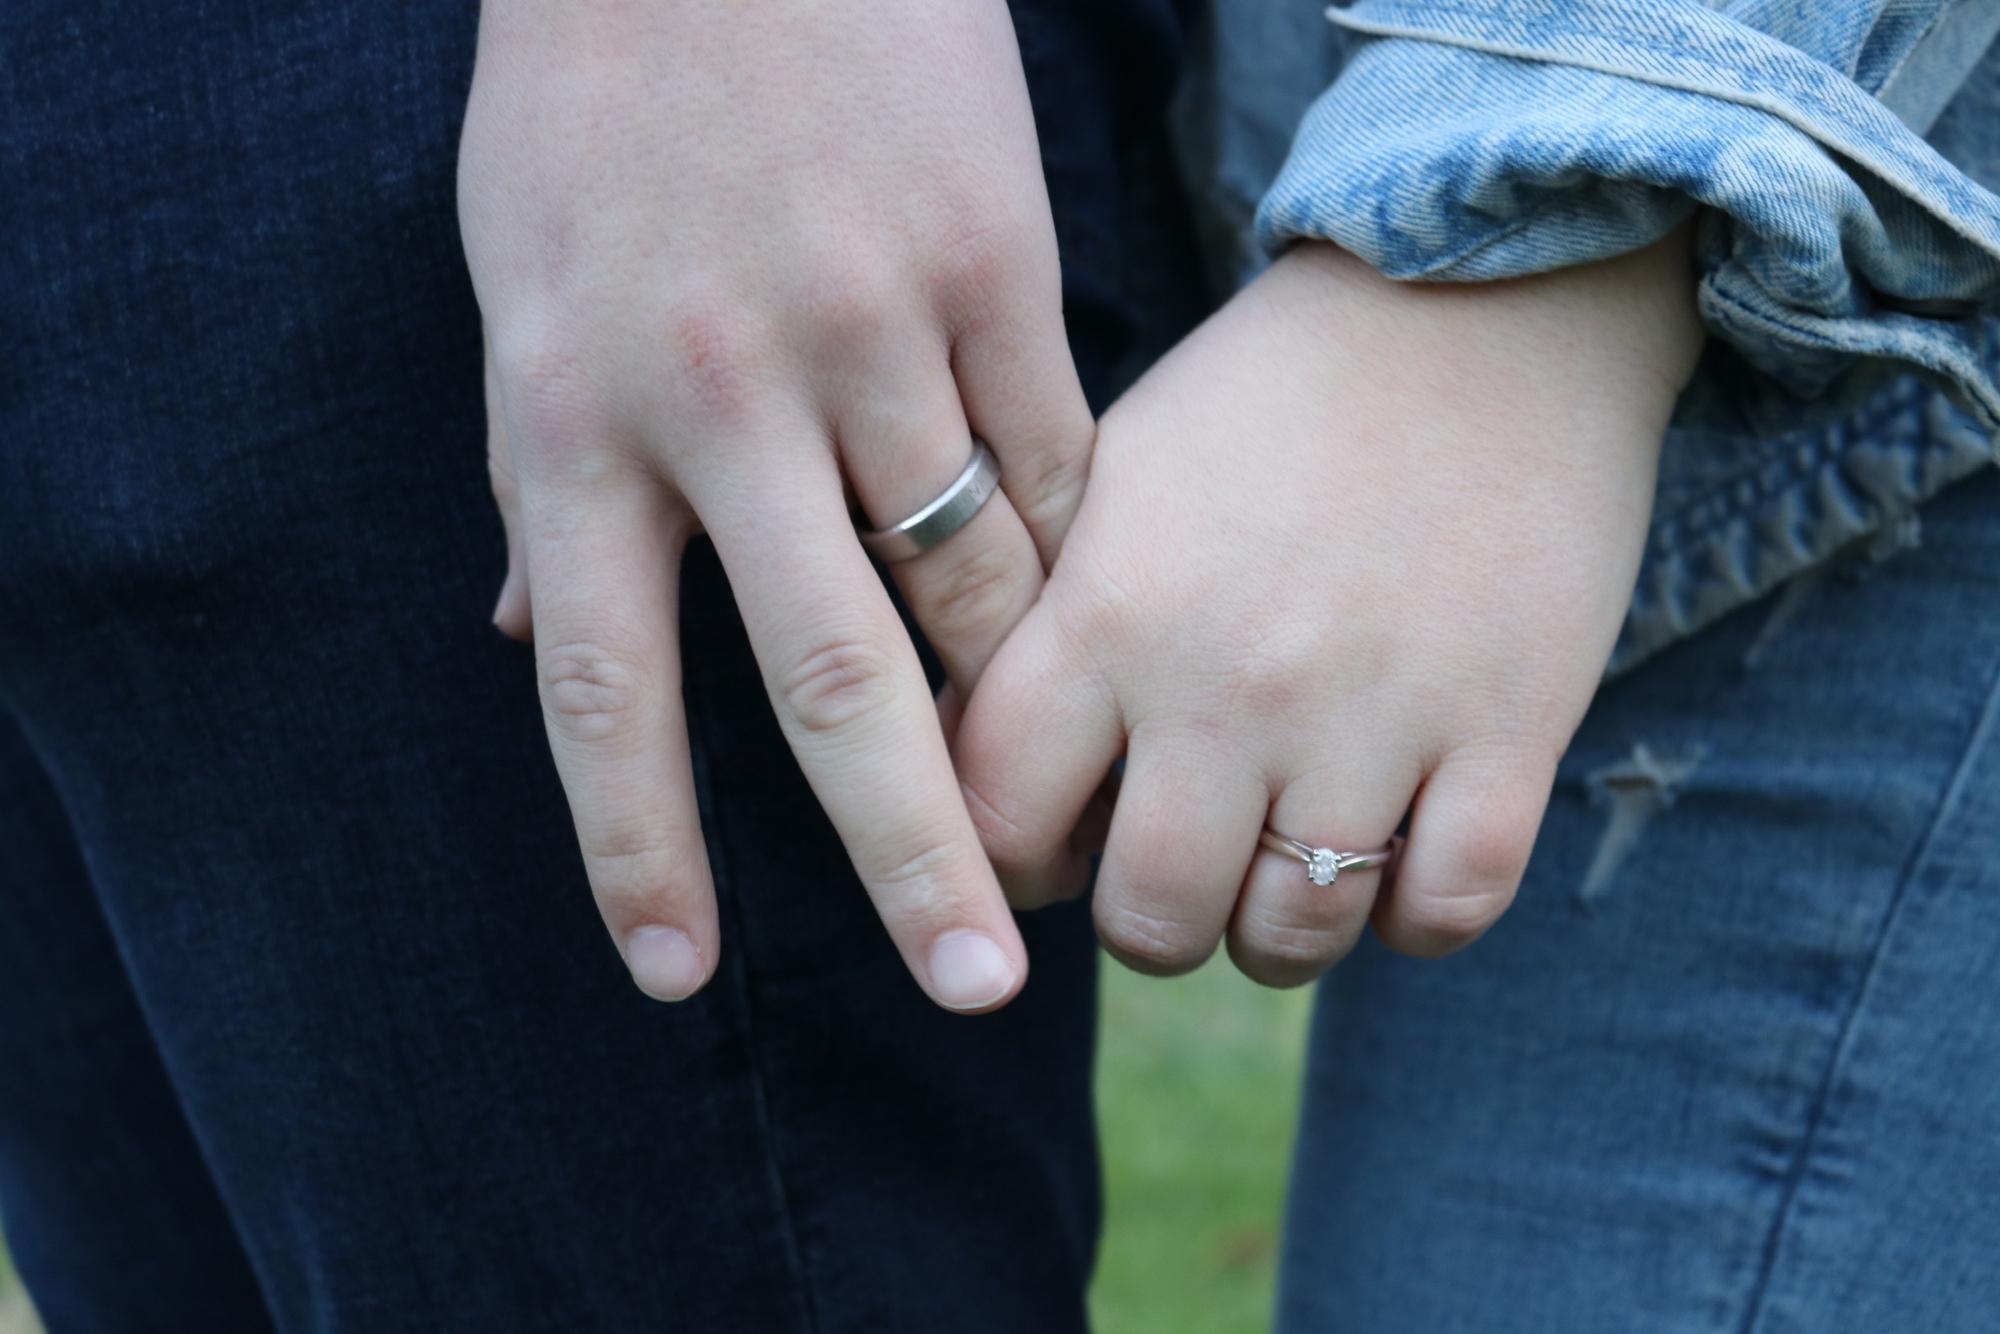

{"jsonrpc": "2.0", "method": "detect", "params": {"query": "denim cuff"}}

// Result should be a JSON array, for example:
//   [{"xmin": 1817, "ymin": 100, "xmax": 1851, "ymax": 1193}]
[{"xmin": 1255, "ymin": 1, "xmax": 2000, "ymax": 432}]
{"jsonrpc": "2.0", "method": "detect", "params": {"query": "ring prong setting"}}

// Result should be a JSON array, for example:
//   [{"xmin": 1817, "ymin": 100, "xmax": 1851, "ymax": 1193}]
[{"xmin": 1260, "ymin": 828, "xmax": 1396, "ymax": 885}]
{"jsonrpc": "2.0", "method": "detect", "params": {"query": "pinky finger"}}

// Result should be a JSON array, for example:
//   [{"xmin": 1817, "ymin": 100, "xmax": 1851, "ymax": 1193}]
[
  {"xmin": 1370, "ymin": 750, "xmax": 1553, "ymax": 958},
  {"xmin": 484, "ymin": 336, "xmax": 533, "ymax": 641}
]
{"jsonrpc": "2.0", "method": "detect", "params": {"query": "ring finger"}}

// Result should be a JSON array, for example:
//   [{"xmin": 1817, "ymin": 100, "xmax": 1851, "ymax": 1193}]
[
  {"xmin": 1227, "ymin": 756, "xmax": 1416, "ymax": 989},
  {"xmin": 840, "ymin": 351, "xmax": 1044, "ymax": 698}
]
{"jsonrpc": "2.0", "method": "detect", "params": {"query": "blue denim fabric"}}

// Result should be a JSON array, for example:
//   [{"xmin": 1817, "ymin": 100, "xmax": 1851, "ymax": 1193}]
[
  {"xmin": 0, "ymin": 1, "xmax": 1191, "ymax": 1329},
  {"xmin": 1180, "ymin": 2, "xmax": 1999, "ymax": 670},
  {"xmin": 1278, "ymin": 463, "xmax": 2000, "ymax": 1333},
  {"xmin": 1261, "ymin": 2, "xmax": 2000, "ymax": 422}
]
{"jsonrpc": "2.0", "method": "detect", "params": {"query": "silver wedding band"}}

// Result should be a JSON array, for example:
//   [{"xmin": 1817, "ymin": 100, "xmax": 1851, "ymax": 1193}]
[
  {"xmin": 856, "ymin": 439, "xmax": 1001, "ymax": 564},
  {"xmin": 1259, "ymin": 829, "xmax": 1398, "ymax": 887}
]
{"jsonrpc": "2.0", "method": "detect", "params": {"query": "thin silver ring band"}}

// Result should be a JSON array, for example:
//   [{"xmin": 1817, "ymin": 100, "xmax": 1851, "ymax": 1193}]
[
  {"xmin": 856, "ymin": 439, "xmax": 1001, "ymax": 564},
  {"xmin": 1259, "ymin": 829, "xmax": 1398, "ymax": 887}
]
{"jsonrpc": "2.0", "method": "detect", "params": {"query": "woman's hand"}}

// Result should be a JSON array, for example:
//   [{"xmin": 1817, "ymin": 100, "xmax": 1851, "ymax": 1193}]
[
  {"xmin": 458, "ymin": 0, "xmax": 1096, "ymax": 1010},
  {"xmin": 954, "ymin": 237, "xmax": 1703, "ymax": 985}
]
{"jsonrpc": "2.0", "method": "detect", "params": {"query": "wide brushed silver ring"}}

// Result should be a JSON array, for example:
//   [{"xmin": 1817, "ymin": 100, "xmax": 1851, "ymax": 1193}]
[
  {"xmin": 856, "ymin": 440, "xmax": 1000, "ymax": 564},
  {"xmin": 1259, "ymin": 830, "xmax": 1399, "ymax": 887}
]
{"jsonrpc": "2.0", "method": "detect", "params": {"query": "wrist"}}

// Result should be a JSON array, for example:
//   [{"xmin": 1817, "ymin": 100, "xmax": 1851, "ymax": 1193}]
[{"xmin": 1273, "ymin": 225, "xmax": 1704, "ymax": 420}]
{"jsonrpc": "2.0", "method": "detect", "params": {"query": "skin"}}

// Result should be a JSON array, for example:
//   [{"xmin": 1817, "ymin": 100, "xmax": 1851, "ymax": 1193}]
[
  {"xmin": 458, "ymin": 0, "xmax": 1096, "ymax": 1012},
  {"xmin": 953, "ymin": 236, "xmax": 1706, "ymax": 985},
  {"xmin": 459, "ymin": 1, "xmax": 1705, "ymax": 1008}
]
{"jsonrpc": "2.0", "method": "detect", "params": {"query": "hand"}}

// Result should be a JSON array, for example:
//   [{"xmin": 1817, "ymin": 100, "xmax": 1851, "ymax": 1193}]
[
  {"xmin": 954, "ymin": 237, "xmax": 1703, "ymax": 984},
  {"xmin": 458, "ymin": 0, "xmax": 1096, "ymax": 1010}
]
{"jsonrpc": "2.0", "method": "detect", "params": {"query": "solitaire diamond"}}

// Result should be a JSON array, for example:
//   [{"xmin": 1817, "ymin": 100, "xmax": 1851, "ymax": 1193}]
[{"xmin": 1307, "ymin": 848, "xmax": 1340, "ymax": 886}]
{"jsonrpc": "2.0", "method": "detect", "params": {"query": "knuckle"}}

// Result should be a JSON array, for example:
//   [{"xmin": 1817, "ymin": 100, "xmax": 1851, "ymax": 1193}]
[
  {"xmin": 1392, "ymin": 883, "xmax": 1516, "ymax": 954},
  {"xmin": 1094, "ymin": 901, "xmax": 1215, "ymax": 976},
  {"xmin": 1065, "ymin": 551, "xmax": 1157, "ymax": 658},
  {"xmin": 777, "ymin": 636, "xmax": 902, "ymax": 738},
  {"xmin": 960, "ymin": 776, "xmax": 1041, "ymax": 877},
  {"xmin": 920, "ymin": 542, "xmax": 1027, "ymax": 641},
  {"xmin": 1007, "ymin": 433, "xmax": 1091, "ymax": 534},
  {"xmin": 493, "ymin": 338, "xmax": 603, "ymax": 445},
  {"xmin": 803, "ymin": 263, "xmax": 900, "ymax": 356},
  {"xmin": 537, "ymin": 639, "xmax": 649, "ymax": 744},
  {"xmin": 579, "ymin": 824, "xmax": 702, "ymax": 916},
  {"xmin": 868, "ymin": 835, "xmax": 963, "ymax": 895},
  {"xmin": 659, "ymin": 293, "xmax": 769, "ymax": 428},
  {"xmin": 1231, "ymin": 905, "xmax": 1354, "ymax": 988},
  {"xmin": 1443, "ymin": 790, "xmax": 1544, "ymax": 894},
  {"xmin": 1226, "ymin": 617, "xmax": 1320, "ymax": 716},
  {"xmin": 931, "ymin": 223, "xmax": 1041, "ymax": 325},
  {"xmin": 1395, "ymin": 790, "xmax": 1541, "ymax": 951},
  {"xmin": 861, "ymin": 833, "xmax": 990, "ymax": 932}
]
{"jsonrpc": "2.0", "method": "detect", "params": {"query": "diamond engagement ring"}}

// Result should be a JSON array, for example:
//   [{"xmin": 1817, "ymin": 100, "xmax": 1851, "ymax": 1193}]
[
  {"xmin": 856, "ymin": 439, "xmax": 1001, "ymax": 564},
  {"xmin": 1259, "ymin": 830, "xmax": 1398, "ymax": 886}
]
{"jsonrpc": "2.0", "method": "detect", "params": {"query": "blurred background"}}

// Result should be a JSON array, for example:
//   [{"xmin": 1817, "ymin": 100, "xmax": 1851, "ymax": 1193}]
[
  {"xmin": 0, "ymin": 961, "xmax": 1310, "ymax": 1334},
  {"xmin": 0, "ymin": 1239, "xmax": 25, "ymax": 1334},
  {"xmin": 1089, "ymin": 961, "xmax": 1311, "ymax": 1334}
]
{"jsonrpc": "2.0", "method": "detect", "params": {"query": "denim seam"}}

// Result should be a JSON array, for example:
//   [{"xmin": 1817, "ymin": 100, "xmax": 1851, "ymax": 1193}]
[
  {"xmin": 1870, "ymin": 8, "xmax": 1950, "ymax": 113},
  {"xmin": 1647, "ymin": 432, "xmax": 1835, "ymax": 552},
  {"xmin": 1335, "ymin": 0, "xmax": 1896, "ymax": 89},
  {"xmin": 1612, "ymin": 445, "xmax": 1979, "ymax": 677},
  {"xmin": 1734, "ymin": 642, "xmax": 2000, "ymax": 1333},
  {"xmin": 685, "ymin": 695, "xmax": 823, "ymax": 1334},
  {"xmin": 1347, "ymin": 175, "xmax": 1693, "ymax": 283},
  {"xmin": 1639, "ymin": 347, "xmax": 1995, "ymax": 554},
  {"xmin": 1700, "ymin": 286, "xmax": 2000, "ymax": 428},
  {"xmin": 1874, "ymin": 2, "xmax": 2000, "ymax": 130},
  {"xmin": 1656, "ymin": 294, "xmax": 1984, "ymax": 544}
]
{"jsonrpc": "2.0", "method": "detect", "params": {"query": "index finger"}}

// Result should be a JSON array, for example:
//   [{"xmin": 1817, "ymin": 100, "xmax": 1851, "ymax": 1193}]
[{"xmin": 691, "ymin": 436, "xmax": 1028, "ymax": 1014}]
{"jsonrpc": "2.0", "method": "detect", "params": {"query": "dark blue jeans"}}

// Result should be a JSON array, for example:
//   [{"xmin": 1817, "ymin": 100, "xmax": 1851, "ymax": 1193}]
[
  {"xmin": 1280, "ymin": 465, "xmax": 2000, "ymax": 1332},
  {"xmin": 0, "ymin": 3, "xmax": 1193, "ymax": 1329}
]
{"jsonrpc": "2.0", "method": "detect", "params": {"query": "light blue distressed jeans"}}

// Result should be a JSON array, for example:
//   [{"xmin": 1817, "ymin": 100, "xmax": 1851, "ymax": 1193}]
[{"xmin": 1280, "ymin": 462, "xmax": 2000, "ymax": 1331}]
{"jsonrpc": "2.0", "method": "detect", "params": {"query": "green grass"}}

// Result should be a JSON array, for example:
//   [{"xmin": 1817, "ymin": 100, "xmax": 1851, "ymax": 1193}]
[
  {"xmin": 0, "ymin": 1242, "xmax": 32, "ymax": 1334},
  {"xmin": 0, "ymin": 959, "xmax": 1308, "ymax": 1334},
  {"xmin": 1091, "ymin": 958, "xmax": 1314, "ymax": 1334}
]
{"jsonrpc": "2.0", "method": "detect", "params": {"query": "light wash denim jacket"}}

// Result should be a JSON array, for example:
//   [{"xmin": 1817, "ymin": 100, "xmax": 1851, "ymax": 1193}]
[{"xmin": 1174, "ymin": 2, "xmax": 2000, "ymax": 672}]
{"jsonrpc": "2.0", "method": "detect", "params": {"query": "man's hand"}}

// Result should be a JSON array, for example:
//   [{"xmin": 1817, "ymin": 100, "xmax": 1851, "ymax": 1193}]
[
  {"xmin": 459, "ymin": 0, "xmax": 1096, "ymax": 1010},
  {"xmin": 955, "ymin": 237, "xmax": 1703, "ymax": 984}
]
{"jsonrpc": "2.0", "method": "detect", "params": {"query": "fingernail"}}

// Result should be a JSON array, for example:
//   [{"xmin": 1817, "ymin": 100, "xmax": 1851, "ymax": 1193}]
[
  {"xmin": 926, "ymin": 930, "xmax": 1018, "ymax": 1012},
  {"xmin": 624, "ymin": 926, "xmax": 705, "ymax": 1002}
]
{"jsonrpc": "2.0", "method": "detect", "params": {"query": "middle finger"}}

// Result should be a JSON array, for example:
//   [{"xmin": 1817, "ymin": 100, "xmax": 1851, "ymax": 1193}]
[{"xmin": 1091, "ymin": 726, "xmax": 1268, "ymax": 977}]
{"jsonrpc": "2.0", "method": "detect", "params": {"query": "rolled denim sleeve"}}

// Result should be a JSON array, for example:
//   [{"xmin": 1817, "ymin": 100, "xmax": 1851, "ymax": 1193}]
[{"xmin": 1256, "ymin": 1, "xmax": 2000, "ymax": 429}]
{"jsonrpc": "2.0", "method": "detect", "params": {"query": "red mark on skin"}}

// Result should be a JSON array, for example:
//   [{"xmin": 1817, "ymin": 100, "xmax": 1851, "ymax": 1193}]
[{"xmin": 666, "ymin": 305, "xmax": 754, "ymax": 426}]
